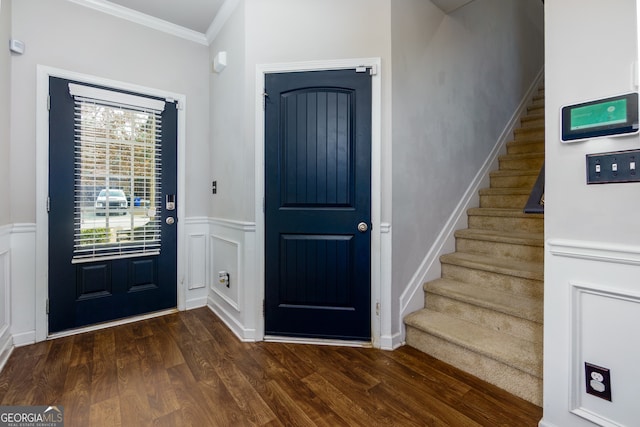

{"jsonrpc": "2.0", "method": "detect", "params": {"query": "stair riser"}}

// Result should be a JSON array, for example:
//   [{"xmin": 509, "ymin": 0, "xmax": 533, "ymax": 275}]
[
  {"xmin": 527, "ymin": 106, "xmax": 544, "ymax": 116},
  {"xmin": 479, "ymin": 194, "xmax": 529, "ymax": 209},
  {"xmin": 441, "ymin": 263, "xmax": 543, "ymax": 298},
  {"xmin": 515, "ymin": 128, "xmax": 545, "ymax": 140},
  {"xmin": 506, "ymin": 141, "xmax": 545, "ymax": 155},
  {"xmin": 468, "ymin": 213, "xmax": 544, "ymax": 233},
  {"xmin": 425, "ymin": 294, "xmax": 543, "ymax": 343},
  {"xmin": 490, "ymin": 174, "xmax": 538, "ymax": 188},
  {"xmin": 405, "ymin": 327, "xmax": 542, "ymax": 405},
  {"xmin": 499, "ymin": 157, "xmax": 544, "ymax": 170},
  {"xmin": 529, "ymin": 100, "xmax": 544, "ymax": 109},
  {"xmin": 521, "ymin": 116, "xmax": 544, "ymax": 126},
  {"xmin": 456, "ymin": 237, "xmax": 544, "ymax": 263}
]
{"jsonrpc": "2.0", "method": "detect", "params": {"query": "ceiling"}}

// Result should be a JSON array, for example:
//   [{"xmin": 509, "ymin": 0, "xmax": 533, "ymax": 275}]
[{"xmin": 107, "ymin": 0, "xmax": 226, "ymax": 34}]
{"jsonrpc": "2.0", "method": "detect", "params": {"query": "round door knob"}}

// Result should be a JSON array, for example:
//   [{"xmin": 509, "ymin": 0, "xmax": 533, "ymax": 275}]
[
  {"xmin": 166, "ymin": 217, "xmax": 175, "ymax": 225},
  {"xmin": 357, "ymin": 222, "xmax": 368, "ymax": 233}
]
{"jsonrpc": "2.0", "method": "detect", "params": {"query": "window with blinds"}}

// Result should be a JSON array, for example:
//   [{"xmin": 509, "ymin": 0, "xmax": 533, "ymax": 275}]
[{"xmin": 69, "ymin": 83, "xmax": 165, "ymax": 262}]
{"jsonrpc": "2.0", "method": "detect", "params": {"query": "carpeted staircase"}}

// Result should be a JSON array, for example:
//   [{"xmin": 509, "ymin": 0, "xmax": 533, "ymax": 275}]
[{"xmin": 404, "ymin": 85, "xmax": 545, "ymax": 406}]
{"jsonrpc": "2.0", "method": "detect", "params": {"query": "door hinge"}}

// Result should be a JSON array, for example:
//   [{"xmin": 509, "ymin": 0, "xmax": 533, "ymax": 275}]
[
  {"xmin": 263, "ymin": 300, "xmax": 265, "ymax": 316},
  {"xmin": 262, "ymin": 91, "xmax": 268, "ymax": 111},
  {"xmin": 376, "ymin": 301, "xmax": 380, "ymax": 316},
  {"xmin": 47, "ymin": 94, "xmax": 51, "ymax": 111},
  {"xmin": 46, "ymin": 196, "xmax": 50, "ymax": 213},
  {"xmin": 46, "ymin": 299, "xmax": 49, "ymax": 315}
]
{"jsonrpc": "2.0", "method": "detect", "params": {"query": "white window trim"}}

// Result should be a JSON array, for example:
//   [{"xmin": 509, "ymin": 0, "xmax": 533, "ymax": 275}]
[{"xmin": 35, "ymin": 65, "xmax": 187, "ymax": 342}]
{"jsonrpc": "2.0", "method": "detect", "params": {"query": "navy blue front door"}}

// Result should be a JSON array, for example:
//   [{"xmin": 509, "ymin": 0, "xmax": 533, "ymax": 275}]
[
  {"xmin": 48, "ymin": 77, "xmax": 177, "ymax": 333},
  {"xmin": 264, "ymin": 69, "xmax": 372, "ymax": 340}
]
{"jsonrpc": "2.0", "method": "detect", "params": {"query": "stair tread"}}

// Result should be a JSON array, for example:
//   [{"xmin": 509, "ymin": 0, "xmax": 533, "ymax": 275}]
[
  {"xmin": 405, "ymin": 309, "xmax": 542, "ymax": 376},
  {"xmin": 467, "ymin": 207, "xmax": 544, "ymax": 219},
  {"xmin": 515, "ymin": 124, "xmax": 544, "ymax": 132},
  {"xmin": 479, "ymin": 187, "xmax": 534, "ymax": 196},
  {"xmin": 425, "ymin": 278, "xmax": 543, "ymax": 323},
  {"xmin": 490, "ymin": 169, "xmax": 540, "ymax": 177},
  {"xmin": 510, "ymin": 135, "xmax": 545, "ymax": 144},
  {"xmin": 500, "ymin": 152, "xmax": 545, "ymax": 160},
  {"xmin": 440, "ymin": 252, "xmax": 543, "ymax": 281},
  {"xmin": 455, "ymin": 228, "xmax": 543, "ymax": 247}
]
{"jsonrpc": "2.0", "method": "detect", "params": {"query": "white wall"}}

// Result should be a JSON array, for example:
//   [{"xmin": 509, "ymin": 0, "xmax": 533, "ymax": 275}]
[
  {"xmin": 0, "ymin": 0, "xmax": 13, "ymax": 370},
  {"xmin": 7, "ymin": 0, "xmax": 210, "ymax": 343},
  {"xmin": 391, "ymin": 0, "xmax": 544, "ymax": 332},
  {"xmin": 0, "ymin": 0, "xmax": 11, "ymax": 227},
  {"xmin": 543, "ymin": 1, "xmax": 640, "ymax": 426},
  {"xmin": 206, "ymin": 0, "xmax": 393, "ymax": 341},
  {"xmin": 10, "ymin": 0, "xmax": 210, "ymax": 222}
]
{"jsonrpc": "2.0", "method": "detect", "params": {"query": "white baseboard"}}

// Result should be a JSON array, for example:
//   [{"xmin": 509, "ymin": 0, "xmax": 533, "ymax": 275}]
[
  {"xmin": 379, "ymin": 332, "xmax": 404, "ymax": 351},
  {"xmin": 11, "ymin": 330, "xmax": 36, "ymax": 347},
  {"xmin": 207, "ymin": 297, "xmax": 257, "ymax": 342},
  {"xmin": 538, "ymin": 420, "xmax": 559, "ymax": 427},
  {"xmin": 185, "ymin": 296, "xmax": 208, "ymax": 310},
  {"xmin": 398, "ymin": 68, "xmax": 546, "ymax": 331}
]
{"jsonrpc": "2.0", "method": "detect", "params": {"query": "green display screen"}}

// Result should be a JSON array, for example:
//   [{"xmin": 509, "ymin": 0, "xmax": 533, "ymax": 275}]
[{"xmin": 570, "ymin": 99, "xmax": 627, "ymax": 131}]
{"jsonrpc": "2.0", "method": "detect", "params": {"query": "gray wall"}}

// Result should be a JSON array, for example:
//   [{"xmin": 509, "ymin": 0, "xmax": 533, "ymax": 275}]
[
  {"xmin": 10, "ymin": 0, "xmax": 211, "ymax": 222},
  {"xmin": 0, "ymin": 0, "xmax": 11, "ymax": 226},
  {"xmin": 390, "ymin": 0, "xmax": 544, "ymax": 326}
]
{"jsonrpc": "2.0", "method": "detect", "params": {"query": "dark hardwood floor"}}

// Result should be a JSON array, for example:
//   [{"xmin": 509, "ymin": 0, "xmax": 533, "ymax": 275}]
[{"xmin": 0, "ymin": 308, "xmax": 542, "ymax": 426}]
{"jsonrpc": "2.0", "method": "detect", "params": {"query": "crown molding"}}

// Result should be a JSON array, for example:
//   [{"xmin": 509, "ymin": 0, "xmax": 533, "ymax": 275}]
[
  {"xmin": 205, "ymin": 0, "xmax": 240, "ymax": 44},
  {"xmin": 67, "ymin": 0, "xmax": 209, "ymax": 46}
]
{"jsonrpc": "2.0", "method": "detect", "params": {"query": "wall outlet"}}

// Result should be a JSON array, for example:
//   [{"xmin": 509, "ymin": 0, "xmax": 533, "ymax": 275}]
[{"xmin": 585, "ymin": 362, "xmax": 612, "ymax": 401}]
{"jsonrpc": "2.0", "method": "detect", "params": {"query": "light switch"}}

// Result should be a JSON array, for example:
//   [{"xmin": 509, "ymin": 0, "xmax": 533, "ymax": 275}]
[{"xmin": 587, "ymin": 149, "xmax": 640, "ymax": 184}]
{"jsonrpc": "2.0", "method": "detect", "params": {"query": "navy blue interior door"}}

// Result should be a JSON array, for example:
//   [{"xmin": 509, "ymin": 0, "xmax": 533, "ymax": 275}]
[
  {"xmin": 264, "ymin": 69, "xmax": 372, "ymax": 341},
  {"xmin": 48, "ymin": 77, "xmax": 177, "ymax": 333}
]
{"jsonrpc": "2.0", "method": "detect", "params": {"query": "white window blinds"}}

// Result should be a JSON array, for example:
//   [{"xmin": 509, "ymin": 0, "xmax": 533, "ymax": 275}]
[{"xmin": 69, "ymin": 83, "xmax": 165, "ymax": 262}]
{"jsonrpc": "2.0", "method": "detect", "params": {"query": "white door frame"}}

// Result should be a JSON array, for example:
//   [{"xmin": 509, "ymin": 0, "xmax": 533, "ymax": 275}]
[
  {"xmin": 254, "ymin": 58, "xmax": 389, "ymax": 348},
  {"xmin": 34, "ymin": 65, "xmax": 187, "ymax": 341}
]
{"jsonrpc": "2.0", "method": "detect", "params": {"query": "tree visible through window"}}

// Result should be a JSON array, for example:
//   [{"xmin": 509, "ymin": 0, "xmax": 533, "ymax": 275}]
[{"xmin": 72, "ymin": 93, "xmax": 163, "ymax": 261}]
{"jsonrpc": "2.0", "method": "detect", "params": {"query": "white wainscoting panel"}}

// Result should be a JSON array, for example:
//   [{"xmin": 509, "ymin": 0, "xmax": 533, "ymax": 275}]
[
  {"xmin": 0, "ymin": 225, "xmax": 13, "ymax": 370},
  {"xmin": 570, "ymin": 283, "xmax": 640, "ymax": 427},
  {"xmin": 183, "ymin": 218, "xmax": 210, "ymax": 309},
  {"xmin": 10, "ymin": 224, "xmax": 36, "ymax": 346},
  {"xmin": 207, "ymin": 218, "xmax": 257, "ymax": 341},
  {"xmin": 544, "ymin": 239, "xmax": 640, "ymax": 427}
]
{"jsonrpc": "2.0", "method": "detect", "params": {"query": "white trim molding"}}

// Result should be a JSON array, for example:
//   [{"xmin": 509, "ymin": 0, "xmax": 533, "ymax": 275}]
[
  {"xmin": 66, "ymin": 0, "xmax": 208, "ymax": 45},
  {"xmin": 548, "ymin": 239, "xmax": 640, "ymax": 266},
  {"xmin": 254, "ymin": 58, "xmax": 386, "ymax": 347},
  {"xmin": 205, "ymin": 0, "xmax": 241, "ymax": 44},
  {"xmin": 398, "ymin": 68, "xmax": 546, "ymax": 334},
  {"xmin": 36, "ymin": 66, "xmax": 188, "ymax": 341}
]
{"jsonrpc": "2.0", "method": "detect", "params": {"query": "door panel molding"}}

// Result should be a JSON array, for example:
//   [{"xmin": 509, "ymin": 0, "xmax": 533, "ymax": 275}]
[
  {"xmin": 35, "ymin": 66, "xmax": 187, "ymax": 341},
  {"xmin": 255, "ymin": 58, "xmax": 388, "ymax": 348}
]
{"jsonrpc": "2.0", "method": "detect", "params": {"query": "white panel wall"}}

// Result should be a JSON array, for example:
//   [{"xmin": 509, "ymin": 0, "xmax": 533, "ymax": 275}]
[
  {"xmin": 0, "ymin": 0, "xmax": 11, "ymax": 227},
  {"xmin": 184, "ymin": 218, "xmax": 210, "ymax": 310},
  {"xmin": 0, "ymin": 225, "xmax": 12, "ymax": 370},
  {"xmin": 207, "ymin": 219, "xmax": 257, "ymax": 341},
  {"xmin": 391, "ymin": 0, "xmax": 544, "ymax": 333},
  {"xmin": 543, "ymin": 1, "xmax": 640, "ymax": 426},
  {"xmin": 9, "ymin": 224, "xmax": 35, "ymax": 345}
]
